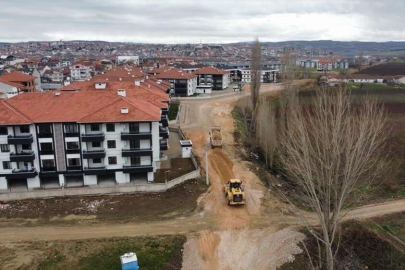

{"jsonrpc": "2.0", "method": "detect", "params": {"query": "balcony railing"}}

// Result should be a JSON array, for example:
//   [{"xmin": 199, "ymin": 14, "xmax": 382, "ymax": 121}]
[
  {"xmin": 65, "ymin": 132, "xmax": 79, "ymax": 137},
  {"xmin": 6, "ymin": 168, "xmax": 38, "ymax": 179},
  {"xmin": 121, "ymin": 131, "xmax": 152, "ymax": 140},
  {"xmin": 122, "ymin": 148, "xmax": 153, "ymax": 157},
  {"xmin": 66, "ymin": 148, "xmax": 81, "ymax": 154},
  {"xmin": 123, "ymin": 164, "xmax": 153, "ymax": 173},
  {"xmin": 67, "ymin": 165, "xmax": 82, "ymax": 171},
  {"xmin": 38, "ymin": 133, "xmax": 53, "ymax": 138},
  {"xmin": 41, "ymin": 166, "xmax": 56, "ymax": 172},
  {"xmin": 159, "ymin": 126, "xmax": 169, "ymax": 138},
  {"xmin": 83, "ymin": 166, "xmax": 107, "ymax": 175},
  {"xmin": 10, "ymin": 151, "xmax": 35, "ymax": 162},
  {"xmin": 83, "ymin": 149, "xmax": 106, "ymax": 159},
  {"xmin": 81, "ymin": 132, "xmax": 105, "ymax": 142},
  {"xmin": 7, "ymin": 134, "xmax": 33, "ymax": 144}
]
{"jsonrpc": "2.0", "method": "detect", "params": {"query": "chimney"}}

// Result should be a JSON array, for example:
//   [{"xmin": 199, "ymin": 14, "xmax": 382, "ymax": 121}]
[
  {"xmin": 121, "ymin": 107, "xmax": 129, "ymax": 114},
  {"xmin": 135, "ymin": 80, "xmax": 140, "ymax": 86},
  {"xmin": 117, "ymin": 89, "xmax": 126, "ymax": 97},
  {"xmin": 55, "ymin": 92, "xmax": 61, "ymax": 97}
]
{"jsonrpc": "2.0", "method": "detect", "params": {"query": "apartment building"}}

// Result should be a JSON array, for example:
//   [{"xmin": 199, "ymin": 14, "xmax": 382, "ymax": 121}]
[
  {"xmin": 153, "ymin": 67, "xmax": 197, "ymax": 96},
  {"xmin": 241, "ymin": 68, "xmax": 278, "ymax": 83},
  {"xmin": 317, "ymin": 58, "xmax": 349, "ymax": 71},
  {"xmin": 0, "ymin": 78, "xmax": 21, "ymax": 99},
  {"xmin": 0, "ymin": 90, "xmax": 168, "ymax": 190},
  {"xmin": 70, "ymin": 64, "xmax": 92, "ymax": 81},
  {"xmin": 193, "ymin": 66, "xmax": 229, "ymax": 90},
  {"xmin": 0, "ymin": 71, "xmax": 37, "ymax": 92}
]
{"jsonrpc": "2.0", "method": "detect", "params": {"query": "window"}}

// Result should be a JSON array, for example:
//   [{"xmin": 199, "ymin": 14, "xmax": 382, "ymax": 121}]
[
  {"xmin": 107, "ymin": 140, "xmax": 116, "ymax": 149},
  {"xmin": 0, "ymin": 144, "xmax": 10, "ymax": 153},
  {"xmin": 38, "ymin": 124, "xmax": 52, "ymax": 134},
  {"xmin": 92, "ymin": 141, "xmax": 101, "ymax": 148},
  {"xmin": 106, "ymin": 124, "xmax": 115, "ymax": 132},
  {"xmin": 90, "ymin": 124, "xmax": 100, "ymax": 131},
  {"xmin": 108, "ymin": 156, "xmax": 117, "ymax": 165},
  {"xmin": 130, "ymin": 157, "xmax": 141, "ymax": 166},
  {"xmin": 93, "ymin": 158, "xmax": 102, "ymax": 164},
  {"xmin": 130, "ymin": 140, "xmax": 140, "ymax": 149},
  {"xmin": 65, "ymin": 124, "xmax": 78, "ymax": 133},
  {"xmin": 22, "ymin": 144, "xmax": 31, "ymax": 151},
  {"xmin": 68, "ymin": 158, "xmax": 80, "ymax": 166},
  {"xmin": 42, "ymin": 160, "xmax": 55, "ymax": 168},
  {"xmin": 0, "ymin": 127, "xmax": 7, "ymax": 135},
  {"xmin": 66, "ymin": 141, "xmax": 79, "ymax": 150},
  {"xmin": 20, "ymin": 126, "xmax": 30, "ymax": 133},
  {"xmin": 129, "ymin": 123, "xmax": 139, "ymax": 133},
  {"xmin": 40, "ymin": 142, "xmax": 53, "ymax": 152},
  {"xmin": 2, "ymin": 161, "xmax": 10, "ymax": 170}
]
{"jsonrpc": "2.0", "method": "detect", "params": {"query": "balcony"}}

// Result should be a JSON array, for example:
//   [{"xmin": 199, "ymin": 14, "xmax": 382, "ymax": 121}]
[
  {"xmin": 83, "ymin": 166, "xmax": 107, "ymax": 175},
  {"xmin": 66, "ymin": 149, "xmax": 81, "ymax": 154},
  {"xmin": 160, "ymin": 139, "xmax": 168, "ymax": 150},
  {"xmin": 41, "ymin": 166, "xmax": 56, "ymax": 172},
  {"xmin": 123, "ymin": 164, "xmax": 153, "ymax": 174},
  {"xmin": 83, "ymin": 149, "xmax": 106, "ymax": 159},
  {"xmin": 40, "ymin": 150, "xmax": 54, "ymax": 155},
  {"xmin": 65, "ymin": 132, "xmax": 79, "ymax": 138},
  {"xmin": 7, "ymin": 134, "xmax": 33, "ymax": 144},
  {"xmin": 122, "ymin": 148, "xmax": 152, "ymax": 158},
  {"xmin": 10, "ymin": 151, "xmax": 35, "ymax": 162},
  {"xmin": 160, "ymin": 115, "xmax": 168, "ymax": 127},
  {"xmin": 38, "ymin": 133, "xmax": 53, "ymax": 138},
  {"xmin": 121, "ymin": 131, "xmax": 152, "ymax": 141},
  {"xmin": 6, "ymin": 168, "xmax": 38, "ymax": 180},
  {"xmin": 67, "ymin": 165, "xmax": 82, "ymax": 171},
  {"xmin": 161, "ymin": 108, "xmax": 169, "ymax": 116},
  {"xmin": 159, "ymin": 126, "xmax": 169, "ymax": 139},
  {"xmin": 81, "ymin": 132, "xmax": 105, "ymax": 142}
]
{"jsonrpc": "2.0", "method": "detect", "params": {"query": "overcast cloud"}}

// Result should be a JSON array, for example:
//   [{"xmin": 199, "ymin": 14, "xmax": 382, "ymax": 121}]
[{"xmin": 1, "ymin": 0, "xmax": 404, "ymax": 43}]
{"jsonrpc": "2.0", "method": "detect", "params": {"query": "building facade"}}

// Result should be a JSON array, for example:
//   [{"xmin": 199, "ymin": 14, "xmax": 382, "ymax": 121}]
[{"xmin": 0, "ymin": 90, "xmax": 168, "ymax": 190}]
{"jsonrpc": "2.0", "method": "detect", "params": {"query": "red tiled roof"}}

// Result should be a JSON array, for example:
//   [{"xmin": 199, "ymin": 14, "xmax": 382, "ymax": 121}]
[
  {"xmin": 154, "ymin": 68, "xmax": 196, "ymax": 80},
  {"xmin": 5, "ymin": 91, "xmax": 161, "ymax": 123},
  {"xmin": 0, "ymin": 71, "xmax": 36, "ymax": 82},
  {"xmin": 193, "ymin": 66, "xmax": 227, "ymax": 75},
  {"xmin": 0, "ymin": 101, "xmax": 32, "ymax": 125},
  {"xmin": 0, "ymin": 78, "xmax": 24, "ymax": 88}
]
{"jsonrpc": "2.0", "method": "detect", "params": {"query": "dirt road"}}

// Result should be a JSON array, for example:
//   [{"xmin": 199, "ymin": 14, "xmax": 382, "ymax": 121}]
[{"xmin": 2, "ymin": 84, "xmax": 405, "ymax": 270}]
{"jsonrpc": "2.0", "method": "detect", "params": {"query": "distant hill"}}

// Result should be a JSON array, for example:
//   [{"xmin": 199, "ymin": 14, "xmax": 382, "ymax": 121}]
[
  {"xmin": 259, "ymin": 40, "xmax": 405, "ymax": 55},
  {"xmin": 356, "ymin": 63, "xmax": 405, "ymax": 76}
]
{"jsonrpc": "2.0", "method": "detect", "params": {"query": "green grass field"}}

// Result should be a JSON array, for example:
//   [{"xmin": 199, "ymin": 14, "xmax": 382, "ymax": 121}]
[{"xmin": 35, "ymin": 236, "xmax": 186, "ymax": 270}]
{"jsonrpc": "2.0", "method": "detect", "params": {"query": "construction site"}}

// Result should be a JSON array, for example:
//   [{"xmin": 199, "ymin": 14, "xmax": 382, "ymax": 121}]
[{"xmin": 1, "ymin": 83, "xmax": 405, "ymax": 270}]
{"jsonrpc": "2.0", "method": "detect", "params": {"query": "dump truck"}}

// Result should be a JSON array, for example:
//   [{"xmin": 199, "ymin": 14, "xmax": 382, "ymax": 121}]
[
  {"xmin": 224, "ymin": 179, "xmax": 246, "ymax": 205},
  {"xmin": 210, "ymin": 126, "xmax": 223, "ymax": 148}
]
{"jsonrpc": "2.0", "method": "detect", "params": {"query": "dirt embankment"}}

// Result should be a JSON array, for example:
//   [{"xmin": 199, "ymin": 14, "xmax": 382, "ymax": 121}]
[{"xmin": 0, "ymin": 180, "xmax": 207, "ymax": 225}]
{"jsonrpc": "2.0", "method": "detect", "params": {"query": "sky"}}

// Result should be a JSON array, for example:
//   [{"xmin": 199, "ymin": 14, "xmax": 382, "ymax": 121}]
[{"xmin": 1, "ymin": 0, "xmax": 404, "ymax": 43}]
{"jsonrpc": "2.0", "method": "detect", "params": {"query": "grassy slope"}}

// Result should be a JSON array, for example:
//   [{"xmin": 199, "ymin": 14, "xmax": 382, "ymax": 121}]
[{"xmin": 35, "ymin": 235, "xmax": 186, "ymax": 270}]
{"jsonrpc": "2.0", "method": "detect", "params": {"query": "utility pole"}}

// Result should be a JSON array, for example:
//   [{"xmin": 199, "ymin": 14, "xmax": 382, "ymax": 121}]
[{"xmin": 205, "ymin": 143, "xmax": 209, "ymax": 186}]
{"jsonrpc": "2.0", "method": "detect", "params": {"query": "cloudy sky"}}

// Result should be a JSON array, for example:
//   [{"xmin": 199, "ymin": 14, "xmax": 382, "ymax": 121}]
[{"xmin": 1, "ymin": 0, "xmax": 404, "ymax": 43}]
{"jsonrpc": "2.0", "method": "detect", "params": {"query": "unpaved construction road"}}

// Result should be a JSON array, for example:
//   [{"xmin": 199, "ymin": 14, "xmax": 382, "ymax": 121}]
[{"xmin": 2, "ymin": 84, "xmax": 405, "ymax": 270}]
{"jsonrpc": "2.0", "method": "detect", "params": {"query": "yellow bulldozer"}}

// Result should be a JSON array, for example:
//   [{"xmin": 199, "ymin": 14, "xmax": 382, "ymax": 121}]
[{"xmin": 224, "ymin": 179, "xmax": 246, "ymax": 205}]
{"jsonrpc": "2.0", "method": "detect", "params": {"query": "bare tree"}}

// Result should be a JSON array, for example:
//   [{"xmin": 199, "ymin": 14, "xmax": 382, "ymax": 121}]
[
  {"xmin": 357, "ymin": 51, "xmax": 363, "ymax": 71},
  {"xmin": 256, "ymin": 98, "xmax": 277, "ymax": 168},
  {"xmin": 278, "ymin": 87, "xmax": 387, "ymax": 270},
  {"xmin": 250, "ymin": 38, "xmax": 262, "ymax": 126}
]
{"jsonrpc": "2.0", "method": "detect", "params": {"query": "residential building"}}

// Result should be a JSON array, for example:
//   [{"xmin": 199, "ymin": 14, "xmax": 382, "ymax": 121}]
[
  {"xmin": 193, "ymin": 66, "xmax": 229, "ymax": 90},
  {"xmin": 241, "ymin": 68, "xmax": 278, "ymax": 83},
  {"xmin": 152, "ymin": 67, "xmax": 197, "ymax": 96},
  {"xmin": 0, "ymin": 78, "xmax": 21, "ymax": 99},
  {"xmin": 0, "ymin": 71, "xmax": 37, "ymax": 92},
  {"xmin": 70, "ymin": 64, "xmax": 92, "ymax": 81},
  {"xmin": 117, "ymin": 56, "xmax": 139, "ymax": 66},
  {"xmin": 0, "ymin": 90, "xmax": 168, "ymax": 190}
]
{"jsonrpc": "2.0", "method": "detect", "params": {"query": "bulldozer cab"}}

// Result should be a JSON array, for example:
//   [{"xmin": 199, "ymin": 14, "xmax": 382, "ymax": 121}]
[{"xmin": 229, "ymin": 179, "xmax": 242, "ymax": 189}]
